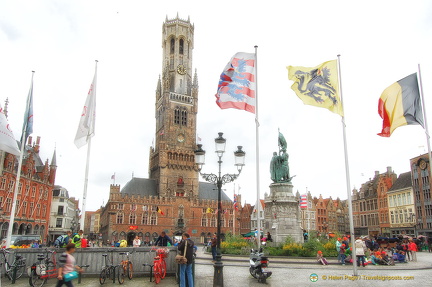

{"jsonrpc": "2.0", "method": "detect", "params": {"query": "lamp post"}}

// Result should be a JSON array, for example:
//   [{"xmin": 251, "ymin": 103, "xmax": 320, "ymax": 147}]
[
  {"xmin": 71, "ymin": 218, "xmax": 77, "ymax": 233},
  {"xmin": 409, "ymin": 214, "xmax": 417, "ymax": 237},
  {"xmin": 194, "ymin": 132, "xmax": 245, "ymax": 287}
]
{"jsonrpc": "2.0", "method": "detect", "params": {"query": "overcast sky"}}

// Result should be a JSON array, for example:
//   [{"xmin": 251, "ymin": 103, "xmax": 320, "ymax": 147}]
[{"xmin": 0, "ymin": 0, "xmax": 431, "ymax": 213}]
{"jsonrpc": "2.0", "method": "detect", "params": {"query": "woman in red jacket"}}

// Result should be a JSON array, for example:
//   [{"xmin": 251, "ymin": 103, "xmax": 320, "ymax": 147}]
[{"xmin": 408, "ymin": 239, "xmax": 418, "ymax": 262}]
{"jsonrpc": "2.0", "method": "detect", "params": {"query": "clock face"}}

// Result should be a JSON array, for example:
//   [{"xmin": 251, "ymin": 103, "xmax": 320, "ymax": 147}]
[
  {"xmin": 177, "ymin": 134, "xmax": 185, "ymax": 143},
  {"xmin": 177, "ymin": 64, "xmax": 186, "ymax": 75},
  {"xmin": 419, "ymin": 159, "xmax": 427, "ymax": 170}
]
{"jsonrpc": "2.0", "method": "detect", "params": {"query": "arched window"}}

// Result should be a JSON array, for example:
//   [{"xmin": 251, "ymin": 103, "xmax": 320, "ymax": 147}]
[
  {"xmin": 181, "ymin": 110, "xmax": 187, "ymax": 126},
  {"xmin": 201, "ymin": 216, "xmax": 207, "ymax": 227},
  {"xmin": 174, "ymin": 109, "xmax": 180, "ymax": 124},
  {"xmin": 228, "ymin": 219, "xmax": 233, "ymax": 227},
  {"xmin": 129, "ymin": 213, "xmax": 136, "ymax": 224},
  {"xmin": 210, "ymin": 216, "xmax": 216, "ymax": 227},
  {"xmin": 117, "ymin": 213, "xmax": 124, "ymax": 224},
  {"xmin": 179, "ymin": 39, "xmax": 184, "ymax": 54},
  {"xmin": 142, "ymin": 213, "xmax": 148, "ymax": 225},
  {"xmin": 150, "ymin": 213, "xmax": 157, "ymax": 225},
  {"xmin": 170, "ymin": 38, "xmax": 175, "ymax": 54}
]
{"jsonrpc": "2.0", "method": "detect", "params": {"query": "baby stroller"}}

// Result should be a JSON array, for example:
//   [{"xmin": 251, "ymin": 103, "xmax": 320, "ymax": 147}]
[{"xmin": 379, "ymin": 253, "xmax": 395, "ymax": 266}]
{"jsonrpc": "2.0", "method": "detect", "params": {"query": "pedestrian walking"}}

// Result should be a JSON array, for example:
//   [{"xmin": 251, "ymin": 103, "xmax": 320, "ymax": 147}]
[
  {"xmin": 211, "ymin": 233, "xmax": 217, "ymax": 262},
  {"xmin": 56, "ymin": 243, "xmax": 83, "ymax": 287},
  {"xmin": 178, "ymin": 233, "xmax": 194, "ymax": 287}
]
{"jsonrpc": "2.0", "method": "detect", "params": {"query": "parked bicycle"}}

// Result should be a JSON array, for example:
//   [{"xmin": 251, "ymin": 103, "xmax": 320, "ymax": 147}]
[
  {"xmin": 0, "ymin": 248, "xmax": 26, "ymax": 281},
  {"xmin": 150, "ymin": 247, "xmax": 169, "ymax": 284},
  {"xmin": 29, "ymin": 248, "xmax": 58, "ymax": 287},
  {"xmin": 99, "ymin": 249, "xmax": 124, "ymax": 285},
  {"xmin": 119, "ymin": 250, "xmax": 134, "ymax": 280}
]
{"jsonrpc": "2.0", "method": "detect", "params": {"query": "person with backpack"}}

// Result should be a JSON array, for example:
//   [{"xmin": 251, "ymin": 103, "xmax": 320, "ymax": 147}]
[
  {"xmin": 72, "ymin": 230, "xmax": 83, "ymax": 248},
  {"xmin": 54, "ymin": 231, "xmax": 72, "ymax": 248}
]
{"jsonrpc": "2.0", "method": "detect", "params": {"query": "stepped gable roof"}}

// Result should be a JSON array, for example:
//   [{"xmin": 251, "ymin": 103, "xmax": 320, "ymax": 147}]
[
  {"xmin": 388, "ymin": 172, "xmax": 412, "ymax": 192},
  {"xmin": 198, "ymin": 182, "xmax": 231, "ymax": 201},
  {"xmin": 121, "ymin": 178, "xmax": 158, "ymax": 196}
]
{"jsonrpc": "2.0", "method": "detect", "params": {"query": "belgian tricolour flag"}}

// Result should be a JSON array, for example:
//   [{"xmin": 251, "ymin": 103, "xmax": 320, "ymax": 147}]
[
  {"xmin": 157, "ymin": 206, "xmax": 164, "ymax": 215},
  {"xmin": 378, "ymin": 73, "xmax": 424, "ymax": 137}
]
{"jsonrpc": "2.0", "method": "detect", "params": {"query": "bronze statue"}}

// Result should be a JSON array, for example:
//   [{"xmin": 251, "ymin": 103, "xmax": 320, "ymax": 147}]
[{"xmin": 270, "ymin": 132, "xmax": 293, "ymax": 183}]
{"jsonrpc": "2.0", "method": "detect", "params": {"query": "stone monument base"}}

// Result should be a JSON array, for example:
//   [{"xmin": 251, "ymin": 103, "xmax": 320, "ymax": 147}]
[{"xmin": 264, "ymin": 182, "xmax": 303, "ymax": 244}]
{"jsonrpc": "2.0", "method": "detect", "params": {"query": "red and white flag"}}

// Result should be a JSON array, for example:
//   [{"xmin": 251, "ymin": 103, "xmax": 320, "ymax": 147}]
[
  {"xmin": 233, "ymin": 194, "xmax": 238, "ymax": 210},
  {"xmin": 215, "ymin": 52, "xmax": 256, "ymax": 113},
  {"xmin": 300, "ymin": 194, "xmax": 308, "ymax": 209},
  {"xmin": 74, "ymin": 68, "xmax": 97, "ymax": 148}
]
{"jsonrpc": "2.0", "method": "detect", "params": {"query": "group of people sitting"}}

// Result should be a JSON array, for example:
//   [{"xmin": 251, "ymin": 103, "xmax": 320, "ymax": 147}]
[{"xmin": 317, "ymin": 236, "xmax": 413, "ymax": 266}]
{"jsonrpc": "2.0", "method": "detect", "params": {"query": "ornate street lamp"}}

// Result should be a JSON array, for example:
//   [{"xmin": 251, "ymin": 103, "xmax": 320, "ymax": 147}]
[
  {"xmin": 194, "ymin": 132, "xmax": 245, "ymax": 287},
  {"xmin": 70, "ymin": 218, "xmax": 77, "ymax": 233}
]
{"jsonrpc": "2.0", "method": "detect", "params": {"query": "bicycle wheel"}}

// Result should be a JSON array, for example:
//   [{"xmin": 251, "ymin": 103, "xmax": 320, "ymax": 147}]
[
  {"xmin": 117, "ymin": 265, "xmax": 125, "ymax": 284},
  {"xmin": 14, "ymin": 258, "xmax": 26, "ymax": 279},
  {"xmin": 45, "ymin": 261, "xmax": 56, "ymax": 283},
  {"xmin": 110, "ymin": 266, "xmax": 116, "ymax": 283},
  {"xmin": 99, "ymin": 268, "xmax": 107, "ymax": 285},
  {"xmin": 160, "ymin": 259, "xmax": 166, "ymax": 279},
  {"xmin": 153, "ymin": 262, "xmax": 161, "ymax": 284},
  {"xmin": 29, "ymin": 269, "xmax": 46, "ymax": 287},
  {"xmin": 127, "ymin": 261, "xmax": 133, "ymax": 280}
]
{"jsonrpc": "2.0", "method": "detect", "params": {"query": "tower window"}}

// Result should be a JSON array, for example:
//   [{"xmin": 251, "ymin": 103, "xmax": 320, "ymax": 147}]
[
  {"xmin": 170, "ymin": 38, "xmax": 175, "ymax": 54},
  {"xmin": 181, "ymin": 110, "xmax": 187, "ymax": 126},
  {"xmin": 174, "ymin": 109, "xmax": 180, "ymax": 124},
  {"xmin": 179, "ymin": 39, "xmax": 184, "ymax": 54}
]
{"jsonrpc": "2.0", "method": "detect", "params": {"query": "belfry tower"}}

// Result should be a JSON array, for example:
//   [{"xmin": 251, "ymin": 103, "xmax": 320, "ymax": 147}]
[{"xmin": 149, "ymin": 15, "xmax": 199, "ymax": 199}]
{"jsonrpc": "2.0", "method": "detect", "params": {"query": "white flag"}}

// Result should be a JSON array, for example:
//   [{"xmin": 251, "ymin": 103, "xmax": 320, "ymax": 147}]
[
  {"xmin": 74, "ymin": 70, "xmax": 97, "ymax": 148},
  {"xmin": 0, "ymin": 105, "xmax": 20, "ymax": 155}
]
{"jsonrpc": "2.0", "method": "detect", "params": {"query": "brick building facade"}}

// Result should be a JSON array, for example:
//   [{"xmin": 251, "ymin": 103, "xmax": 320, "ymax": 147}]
[{"xmin": 0, "ymin": 135, "xmax": 56, "ymax": 243}]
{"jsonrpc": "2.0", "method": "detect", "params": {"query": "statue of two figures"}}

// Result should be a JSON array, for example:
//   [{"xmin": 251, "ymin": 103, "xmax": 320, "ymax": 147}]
[{"xmin": 270, "ymin": 132, "xmax": 293, "ymax": 183}]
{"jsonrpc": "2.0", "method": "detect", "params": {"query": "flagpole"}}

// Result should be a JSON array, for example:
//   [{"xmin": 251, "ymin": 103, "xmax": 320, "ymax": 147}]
[
  {"xmin": 5, "ymin": 71, "xmax": 34, "ymax": 248},
  {"xmin": 79, "ymin": 60, "xmax": 98, "ymax": 232},
  {"xmin": 417, "ymin": 64, "xmax": 432, "ymax": 190},
  {"xmin": 337, "ymin": 55, "xmax": 358, "ymax": 276},
  {"xmin": 233, "ymin": 183, "xmax": 235, "ymax": 235},
  {"xmin": 254, "ymin": 45, "xmax": 261, "ymax": 249}
]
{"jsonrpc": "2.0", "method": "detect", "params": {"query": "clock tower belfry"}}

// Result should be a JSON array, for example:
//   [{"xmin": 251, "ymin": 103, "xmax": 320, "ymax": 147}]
[{"xmin": 149, "ymin": 15, "xmax": 199, "ymax": 199}]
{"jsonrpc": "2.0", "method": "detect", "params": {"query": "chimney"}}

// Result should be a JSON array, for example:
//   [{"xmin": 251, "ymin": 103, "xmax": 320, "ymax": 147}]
[
  {"xmin": 34, "ymin": 136, "xmax": 41, "ymax": 153},
  {"xmin": 27, "ymin": 136, "xmax": 32, "ymax": 146},
  {"xmin": 387, "ymin": 166, "xmax": 392, "ymax": 174},
  {"xmin": 375, "ymin": 171, "xmax": 379, "ymax": 176}
]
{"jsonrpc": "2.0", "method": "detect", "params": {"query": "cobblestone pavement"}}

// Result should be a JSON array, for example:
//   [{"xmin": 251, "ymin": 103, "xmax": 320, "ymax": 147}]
[{"xmin": 3, "ymin": 250, "xmax": 431, "ymax": 287}]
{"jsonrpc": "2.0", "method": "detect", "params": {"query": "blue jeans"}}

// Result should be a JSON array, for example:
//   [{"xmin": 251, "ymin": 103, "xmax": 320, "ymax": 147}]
[
  {"xmin": 55, "ymin": 279, "xmax": 74, "ymax": 287},
  {"xmin": 179, "ymin": 263, "xmax": 193, "ymax": 287},
  {"xmin": 211, "ymin": 247, "xmax": 217, "ymax": 260},
  {"xmin": 357, "ymin": 255, "xmax": 366, "ymax": 267},
  {"xmin": 340, "ymin": 254, "xmax": 346, "ymax": 264}
]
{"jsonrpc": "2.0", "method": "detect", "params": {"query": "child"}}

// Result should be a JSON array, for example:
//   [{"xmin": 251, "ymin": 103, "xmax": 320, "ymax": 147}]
[
  {"xmin": 340, "ymin": 244, "xmax": 347, "ymax": 265},
  {"xmin": 316, "ymin": 250, "xmax": 328, "ymax": 265}
]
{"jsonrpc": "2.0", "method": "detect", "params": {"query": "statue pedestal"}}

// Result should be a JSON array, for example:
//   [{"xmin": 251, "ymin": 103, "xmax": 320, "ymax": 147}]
[{"xmin": 264, "ymin": 182, "xmax": 303, "ymax": 244}]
